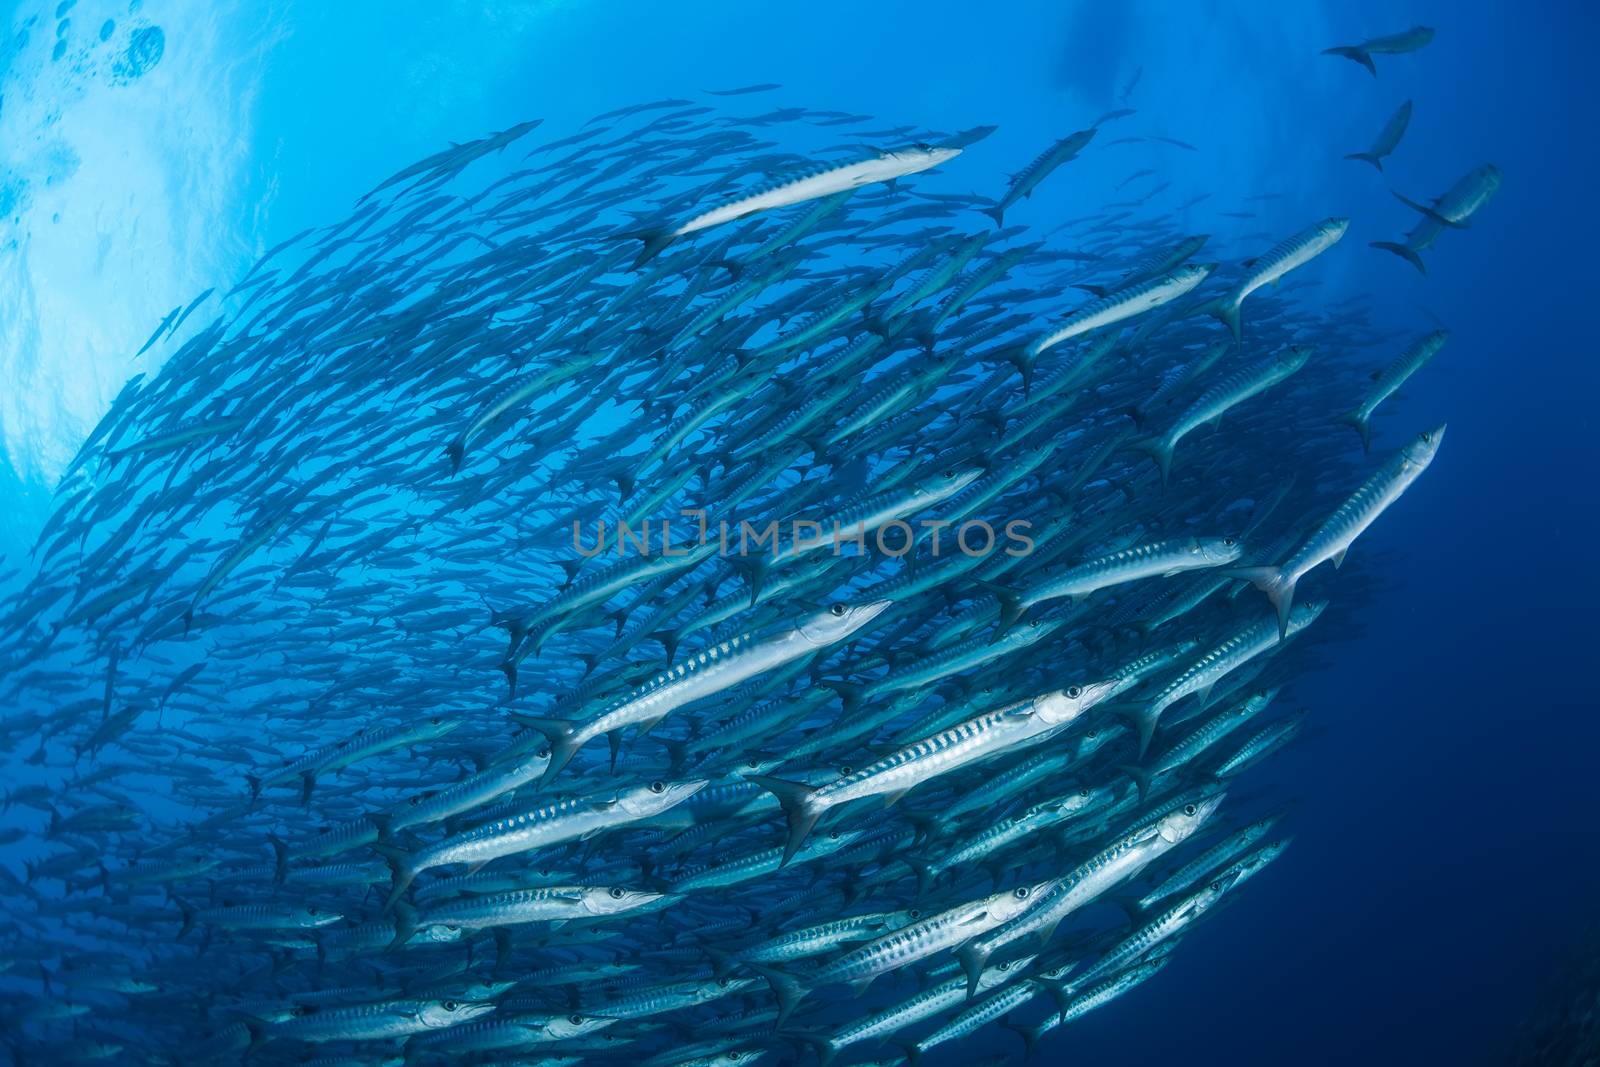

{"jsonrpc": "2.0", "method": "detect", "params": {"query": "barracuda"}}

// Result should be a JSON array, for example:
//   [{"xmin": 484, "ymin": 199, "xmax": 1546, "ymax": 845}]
[
  {"xmin": 956, "ymin": 789, "xmax": 1224, "ymax": 993},
  {"xmin": 416, "ymin": 885, "xmax": 665, "ymax": 932},
  {"xmin": 753, "ymin": 881, "xmax": 1051, "ymax": 1023},
  {"xmin": 1213, "ymin": 218, "xmax": 1348, "ymax": 342},
  {"xmin": 1029, "ymin": 263, "xmax": 1213, "ymax": 357},
  {"xmin": 375, "ymin": 779, "xmax": 706, "ymax": 908},
  {"xmin": 1136, "ymin": 346, "xmax": 1311, "ymax": 488},
  {"xmin": 980, "ymin": 128, "xmax": 1096, "ymax": 226},
  {"xmin": 514, "ymin": 599, "xmax": 891, "ymax": 775},
  {"xmin": 735, "ymin": 909, "xmax": 914, "ymax": 964},
  {"xmin": 1124, "ymin": 604, "xmax": 1325, "ymax": 756},
  {"xmin": 269, "ymin": 997, "xmax": 494, "ymax": 1043},
  {"xmin": 749, "ymin": 683, "xmax": 1114, "ymax": 862},
  {"xmin": 630, "ymin": 144, "xmax": 961, "ymax": 267},
  {"xmin": 993, "ymin": 536, "xmax": 1241, "ymax": 629},
  {"xmin": 1121, "ymin": 688, "xmax": 1277, "ymax": 799},
  {"xmin": 404, "ymin": 1012, "xmax": 615, "ymax": 1054},
  {"xmin": 1138, "ymin": 812, "xmax": 1284, "ymax": 910},
  {"xmin": 788, "ymin": 957, "xmax": 1036, "ymax": 1067},
  {"xmin": 1228, "ymin": 426, "xmax": 1443, "ymax": 637},
  {"xmin": 1343, "ymin": 332, "xmax": 1448, "ymax": 452}
]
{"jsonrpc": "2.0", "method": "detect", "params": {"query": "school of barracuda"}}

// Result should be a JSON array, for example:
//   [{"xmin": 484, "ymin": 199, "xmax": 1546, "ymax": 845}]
[{"xmin": 0, "ymin": 36, "xmax": 1493, "ymax": 1066}]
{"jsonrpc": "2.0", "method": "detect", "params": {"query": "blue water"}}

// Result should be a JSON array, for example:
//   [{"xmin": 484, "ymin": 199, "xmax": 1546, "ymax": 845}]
[{"xmin": 2, "ymin": 1, "xmax": 1597, "ymax": 1063}]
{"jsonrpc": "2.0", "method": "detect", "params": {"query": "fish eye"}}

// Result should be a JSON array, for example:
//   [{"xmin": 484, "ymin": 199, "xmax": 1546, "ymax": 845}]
[
  {"xmin": 942, "ymin": 468, "xmax": 954, "ymax": 478},
  {"xmin": 650, "ymin": 781, "xmax": 666, "ymax": 794},
  {"xmin": 538, "ymin": 746, "xmax": 551, "ymax": 758},
  {"xmin": 1079, "ymin": 787, "xmax": 1090, "ymax": 797},
  {"xmin": 306, "ymin": 906, "xmax": 318, "ymax": 916},
  {"xmin": 999, "ymin": 961, "xmax": 1012, "ymax": 970},
  {"xmin": 609, "ymin": 887, "xmax": 625, "ymax": 899},
  {"xmin": 718, "ymin": 977, "xmax": 731, "ymax": 988},
  {"xmin": 909, "ymin": 909, "xmax": 922, "ymax": 919},
  {"xmin": 1066, "ymin": 685, "xmax": 1082, "ymax": 699},
  {"xmin": 570, "ymin": 1014, "xmax": 584, "ymax": 1025},
  {"xmin": 1223, "ymin": 537, "xmax": 1237, "ymax": 546},
  {"xmin": 829, "ymin": 830, "xmax": 841, "ymax": 841},
  {"xmin": 446, "ymin": 925, "xmax": 459, "ymax": 933},
  {"xmin": 1184, "ymin": 803, "xmax": 1197, "ymax": 816},
  {"xmin": 829, "ymin": 603, "xmax": 847, "ymax": 617},
  {"xmin": 443, "ymin": 1000, "xmax": 457, "ymax": 1011},
  {"xmin": 430, "ymin": 716, "xmax": 441, "ymax": 725},
  {"xmin": 1086, "ymin": 729, "xmax": 1098, "ymax": 740},
  {"xmin": 1013, "ymin": 886, "xmax": 1030, "ymax": 899}
]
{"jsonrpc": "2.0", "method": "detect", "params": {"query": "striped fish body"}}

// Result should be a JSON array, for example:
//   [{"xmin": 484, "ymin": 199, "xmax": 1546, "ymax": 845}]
[
  {"xmin": 1030, "ymin": 264, "xmax": 1213, "ymax": 357},
  {"xmin": 1215, "ymin": 218, "xmax": 1348, "ymax": 340},
  {"xmin": 1140, "ymin": 347, "xmax": 1311, "ymax": 486},
  {"xmin": 1344, "ymin": 331, "xmax": 1448, "ymax": 451},
  {"xmin": 1233, "ymin": 426, "xmax": 1443, "ymax": 636}
]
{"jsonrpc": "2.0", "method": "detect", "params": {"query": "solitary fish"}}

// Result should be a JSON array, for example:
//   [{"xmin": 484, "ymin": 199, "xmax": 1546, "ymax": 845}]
[
  {"xmin": 628, "ymin": 144, "xmax": 961, "ymax": 267},
  {"xmin": 1341, "ymin": 330, "xmax": 1449, "ymax": 452},
  {"xmin": 1345, "ymin": 100, "xmax": 1413, "ymax": 171},
  {"xmin": 1229, "ymin": 425, "xmax": 1446, "ymax": 636},
  {"xmin": 1372, "ymin": 165, "xmax": 1503, "ymax": 273},
  {"xmin": 1213, "ymin": 219, "xmax": 1349, "ymax": 343},
  {"xmin": 1323, "ymin": 26, "xmax": 1435, "ymax": 76}
]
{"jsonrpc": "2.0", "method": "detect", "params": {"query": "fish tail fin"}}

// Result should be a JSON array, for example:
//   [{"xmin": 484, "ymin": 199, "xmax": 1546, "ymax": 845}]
[
  {"xmin": 1339, "ymin": 409, "xmax": 1373, "ymax": 453},
  {"xmin": 388, "ymin": 901, "xmax": 418, "ymax": 951},
  {"xmin": 782, "ymin": 1030, "xmax": 839, "ymax": 1067},
  {"xmin": 1322, "ymin": 45, "xmax": 1376, "ymax": 76},
  {"xmin": 1209, "ymin": 297, "xmax": 1243, "ymax": 344},
  {"xmin": 893, "ymin": 1039, "xmax": 924, "ymax": 1066},
  {"xmin": 498, "ymin": 658, "xmax": 519, "ymax": 699},
  {"xmin": 1002, "ymin": 1016, "xmax": 1051, "ymax": 1060},
  {"xmin": 627, "ymin": 228, "xmax": 676, "ymax": 269},
  {"xmin": 1108, "ymin": 701, "xmax": 1162, "ymax": 760},
  {"xmin": 1132, "ymin": 437, "xmax": 1175, "ymax": 489},
  {"xmin": 744, "ymin": 774, "xmax": 823, "ymax": 866},
  {"xmin": 372, "ymin": 844, "xmax": 419, "ymax": 912},
  {"xmin": 1002, "ymin": 346, "xmax": 1036, "ymax": 397},
  {"xmin": 444, "ymin": 437, "xmax": 466, "ymax": 475},
  {"xmin": 176, "ymin": 900, "xmax": 195, "ymax": 940},
  {"xmin": 1370, "ymin": 241, "xmax": 1427, "ymax": 274},
  {"xmin": 1390, "ymin": 188, "xmax": 1469, "ymax": 229},
  {"xmin": 703, "ymin": 944, "xmax": 736, "ymax": 980},
  {"xmin": 268, "ymin": 833, "xmax": 288, "ymax": 886},
  {"xmin": 823, "ymin": 680, "xmax": 866, "ymax": 715},
  {"xmin": 1221, "ymin": 565, "xmax": 1295, "ymax": 640},
  {"xmin": 509, "ymin": 715, "xmax": 581, "ymax": 777},
  {"xmin": 1118, "ymin": 763, "xmax": 1155, "ymax": 803},
  {"xmin": 979, "ymin": 204, "xmax": 1005, "ymax": 228},
  {"xmin": 1109, "ymin": 893, "xmax": 1145, "ymax": 923},
  {"xmin": 1343, "ymin": 151, "xmax": 1382, "ymax": 172},
  {"xmin": 956, "ymin": 939, "xmax": 990, "ymax": 998},
  {"xmin": 747, "ymin": 962, "xmax": 808, "ymax": 1026}
]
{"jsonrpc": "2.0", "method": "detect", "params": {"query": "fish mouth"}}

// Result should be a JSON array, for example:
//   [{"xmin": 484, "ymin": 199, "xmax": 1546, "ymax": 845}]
[{"xmin": 853, "ymin": 598, "xmax": 895, "ymax": 625}]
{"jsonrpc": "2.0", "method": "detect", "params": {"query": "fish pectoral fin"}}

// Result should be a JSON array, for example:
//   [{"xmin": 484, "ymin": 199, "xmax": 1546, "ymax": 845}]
[
  {"xmin": 1331, "ymin": 547, "xmax": 1348, "ymax": 569},
  {"xmin": 883, "ymin": 788, "xmax": 912, "ymax": 808}
]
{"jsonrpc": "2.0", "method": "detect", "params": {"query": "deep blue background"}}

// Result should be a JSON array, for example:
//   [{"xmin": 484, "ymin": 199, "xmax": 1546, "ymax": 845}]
[{"xmin": 2, "ymin": 1, "xmax": 1596, "ymax": 1063}]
